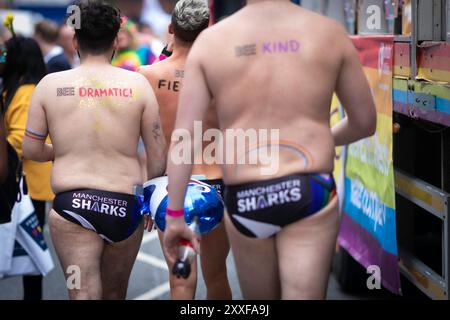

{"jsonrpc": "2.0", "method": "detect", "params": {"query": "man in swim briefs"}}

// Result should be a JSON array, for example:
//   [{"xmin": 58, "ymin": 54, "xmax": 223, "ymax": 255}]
[
  {"xmin": 139, "ymin": 0, "xmax": 231, "ymax": 300},
  {"xmin": 23, "ymin": 0, "xmax": 166, "ymax": 299},
  {"xmin": 163, "ymin": 0, "xmax": 377, "ymax": 299}
]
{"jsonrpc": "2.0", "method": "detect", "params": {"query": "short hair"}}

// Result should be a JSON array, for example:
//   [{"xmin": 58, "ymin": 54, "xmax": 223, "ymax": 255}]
[
  {"xmin": 73, "ymin": 0, "xmax": 122, "ymax": 55},
  {"xmin": 172, "ymin": 0, "xmax": 210, "ymax": 43},
  {"xmin": 35, "ymin": 20, "xmax": 60, "ymax": 43}
]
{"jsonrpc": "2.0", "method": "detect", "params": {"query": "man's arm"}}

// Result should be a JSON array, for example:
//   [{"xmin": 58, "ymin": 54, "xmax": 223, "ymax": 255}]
[
  {"xmin": 22, "ymin": 80, "xmax": 54, "ymax": 162},
  {"xmin": 332, "ymin": 34, "xmax": 377, "ymax": 146},
  {"xmin": 0, "ymin": 114, "xmax": 7, "ymax": 183},
  {"xmin": 140, "ymin": 77, "xmax": 167, "ymax": 180},
  {"xmin": 164, "ymin": 36, "xmax": 212, "ymax": 262}
]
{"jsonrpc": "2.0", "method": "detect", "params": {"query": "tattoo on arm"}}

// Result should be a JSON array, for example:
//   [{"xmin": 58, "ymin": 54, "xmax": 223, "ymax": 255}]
[
  {"xmin": 152, "ymin": 121, "xmax": 162, "ymax": 140},
  {"xmin": 25, "ymin": 129, "xmax": 47, "ymax": 141}
]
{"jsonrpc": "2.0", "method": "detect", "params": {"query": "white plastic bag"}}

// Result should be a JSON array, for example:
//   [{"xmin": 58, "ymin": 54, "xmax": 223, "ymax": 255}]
[
  {"xmin": 15, "ymin": 194, "xmax": 54, "ymax": 276},
  {"xmin": 0, "ymin": 183, "xmax": 54, "ymax": 277},
  {"xmin": 5, "ymin": 240, "xmax": 40, "ymax": 277},
  {"xmin": 0, "ymin": 204, "xmax": 18, "ymax": 274}
]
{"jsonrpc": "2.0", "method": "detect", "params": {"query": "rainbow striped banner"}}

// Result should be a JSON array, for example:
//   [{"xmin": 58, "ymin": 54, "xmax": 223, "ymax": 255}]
[
  {"xmin": 418, "ymin": 43, "xmax": 450, "ymax": 84},
  {"xmin": 393, "ymin": 79, "xmax": 450, "ymax": 126},
  {"xmin": 330, "ymin": 95, "xmax": 347, "ymax": 210},
  {"xmin": 394, "ymin": 42, "xmax": 411, "ymax": 79}
]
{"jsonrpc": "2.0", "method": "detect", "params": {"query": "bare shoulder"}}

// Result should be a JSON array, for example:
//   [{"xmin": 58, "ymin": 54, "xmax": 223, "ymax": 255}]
[
  {"xmin": 206, "ymin": 4, "xmax": 253, "ymax": 32},
  {"xmin": 33, "ymin": 69, "xmax": 74, "ymax": 99},
  {"xmin": 190, "ymin": 11, "xmax": 242, "ymax": 53},
  {"xmin": 194, "ymin": 19, "xmax": 230, "ymax": 47},
  {"xmin": 185, "ymin": 28, "xmax": 222, "ymax": 67},
  {"xmin": 297, "ymin": 8, "xmax": 348, "ymax": 37},
  {"xmin": 137, "ymin": 64, "xmax": 154, "ymax": 77},
  {"xmin": 324, "ymin": 20, "xmax": 351, "ymax": 44},
  {"xmin": 301, "ymin": 10, "xmax": 353, "ymax": 56},
  {"xmin": 116, "ymin": 67, "xmax": 156, "ymax": 103},
  {"xmin": 137, "ymin": 60, "xmax": 167, "ymax": 80},
  {"xmin": 37, "ymin": 69, "xmax": 73, "ymax": 88},
  {"xmin": 114, "ymin": 67, "xmax": 150, "ymax": 87}
]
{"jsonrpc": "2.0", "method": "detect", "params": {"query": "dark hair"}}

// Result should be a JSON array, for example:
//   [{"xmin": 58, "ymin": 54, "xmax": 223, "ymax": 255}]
[
  {"xmin": 35, "ymin": 20, "xmax": 60, "ymax": 43},
  {"xmin": 1, "ymin": 37, "xmax": 47, "ymax": 112},
  {"xmin": 73, "ymin": 0, "xmax": 122, "ymax": 55}
]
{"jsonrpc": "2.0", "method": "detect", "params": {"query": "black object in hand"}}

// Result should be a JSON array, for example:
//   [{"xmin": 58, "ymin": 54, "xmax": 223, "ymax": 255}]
[{"xmin": 172, "ymin": 259, "xmax": 191, "ymax": 279}]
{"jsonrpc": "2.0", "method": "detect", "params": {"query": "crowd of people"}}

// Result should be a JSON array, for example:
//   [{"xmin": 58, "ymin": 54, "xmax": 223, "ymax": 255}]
[{"xmin": 0, "ymin": 0, "xmax": 376, "ymax": 301}]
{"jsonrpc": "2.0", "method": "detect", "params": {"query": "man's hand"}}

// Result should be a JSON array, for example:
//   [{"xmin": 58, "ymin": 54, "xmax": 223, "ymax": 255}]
[{"xmin": 163, "ymin": 216, "xmax": 200, "ymax": 265}]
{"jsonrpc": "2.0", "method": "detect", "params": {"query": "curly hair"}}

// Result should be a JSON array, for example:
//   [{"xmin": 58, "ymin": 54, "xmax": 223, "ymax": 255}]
[
  {"xmin": 72, "ymin": 0, "xmax": 122, "ymax": 54},
  {"xmin": 172, "ymin": 0, "xmax": 210, "ymax": 43}
]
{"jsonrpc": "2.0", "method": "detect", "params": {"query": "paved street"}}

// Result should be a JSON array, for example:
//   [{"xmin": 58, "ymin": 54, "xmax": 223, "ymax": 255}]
[{"xmin": 0, "ymin": 223, "xmax": 400, "ymax": 300}]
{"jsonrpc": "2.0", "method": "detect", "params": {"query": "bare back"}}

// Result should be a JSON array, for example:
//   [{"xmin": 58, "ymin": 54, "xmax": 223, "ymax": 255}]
[
  {"xmin": 37, "ymin": 65, "xmax": 161, "ymax": 194},
  {"xmin": 165, "ymin": 1, "xmax": 376, "ymax": 300},
  {"xmin": 140, "ymin": 56, "xmax": 222, "ymax": 179},
  {"xmin": 180, "ymin": 2, "xmax": 370, "ymax": 184},
  {"xmin": 140, "ymin": 58, "xmax": 186, "ymax": 148}
]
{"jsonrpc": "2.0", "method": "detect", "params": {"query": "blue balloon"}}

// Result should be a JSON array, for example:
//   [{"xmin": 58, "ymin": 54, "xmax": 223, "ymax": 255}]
[{"xmin": 142, "ymin": 177, "xmax": 224, "ymax": 234}]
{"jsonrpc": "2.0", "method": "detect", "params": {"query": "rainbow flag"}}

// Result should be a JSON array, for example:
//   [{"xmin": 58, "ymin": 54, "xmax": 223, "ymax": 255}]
[
  {"xmin": 338, "ymin": 36, "xmax": 401, "ymax": 295},
  {"xmin": 112, "ymin": 49, "xmax": 143, "ymax": 72},
  {"xmin": 417, "ymin": 43, "xmax": 450, "ymax": 84}
]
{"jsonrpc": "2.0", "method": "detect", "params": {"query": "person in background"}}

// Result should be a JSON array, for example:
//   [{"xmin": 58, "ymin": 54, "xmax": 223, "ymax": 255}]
[
  {"xmin": 141, "ymin": 0, "xmax": 177, "ymax": 40},
  {"xmin": 0, "ymin": 111, "xmax": 12, "ymax": 226},
  {"xmin": 155, "ymin": 34, "xmax": 173, "ymax": 63},
  {"xmin": 0, "ymin": 113, "xmax": 6, "ymax": 184},
  {"xmin": 139, "ymin": 0, "xmax": 231, "ymax": 300},
  {"xmin": 136, "ymin": 22, "xmax": 165, "ymax": 66},
  {"xmin": 0, "ymin": 25, "xmax": 11, "ymax": 221},
  {"xmin": 137, "ymin": 22, "xmax": 155, "ymax": 36},
  {"xmin": 112, "ymin": 17, "xmax": 144, "ymax": 71},
  {"xmin": 0, "ymin": 25, "xmax": 12, "ymax": 46},
  {"xmin": 163, "ymin": 0, "xmax": 376, "ymax": 300},
  {"xmin": 34, "ymin": 20, "xmax": 72, "ymax": 73},
  {"xmin": 1, "ymin": 36, "xmax": 53, "ymax": 300},
  {"xmin": 0, "ymin": 25, "xmax": 11, "ymax": 90},
  {"xmin": 58, "ymin": 24, "xmax": 79, "ymax": 68},
  {"xmin": 23, "ymin": 0, "xmax": 166, "ymax": 299}
]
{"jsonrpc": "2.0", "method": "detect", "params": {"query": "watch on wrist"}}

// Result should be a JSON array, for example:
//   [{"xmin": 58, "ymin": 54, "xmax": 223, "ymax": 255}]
[{"xmin": 161, "ymin": 45, "xmax": 173, "ymax": 58}]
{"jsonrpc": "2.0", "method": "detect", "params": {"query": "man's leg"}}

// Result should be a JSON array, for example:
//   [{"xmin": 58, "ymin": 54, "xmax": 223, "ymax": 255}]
[
  {"xmin": 276, "ymin": 197, "xmax": 340, "ymax": 299},
  {"xmin": 158, "ymin": 229, "xmax": 198, "ymax": 300},
  {"xmin": 101, "ymin": 222, "xmax": 144, "ymax": 300},
  {"xmin": 224, "ymin": 213, "xmax": 280, "ymax": 300},
  {"xmin": 200, "ymin": 221, "xmax": 232, "ymax": 300},
  {"xmin": 49, "ymin": 210, "xmax": 104, "ymax": 300}
]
